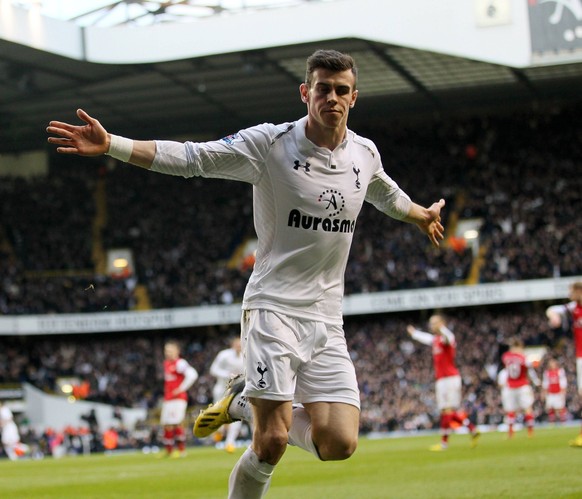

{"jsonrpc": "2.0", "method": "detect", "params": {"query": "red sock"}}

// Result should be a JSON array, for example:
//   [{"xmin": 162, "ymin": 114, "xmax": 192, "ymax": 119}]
[
  {"xmin": 450, "ymin": 411, "xmax": 475, "ymax": 432},
  {"xmin": 548, "ymin": 409, "xmax": 555, "ymax": 423},
  {"xmin": 440, "ymin": 413, "xmax": 451, "ymax": 445},
  {"xmin": 525, "ymin": 413, "xmax": 534, "ymax": 436},
  {"xmin": 449, "ymin": 412, "xmax": 463, "ymax": 425},
  {"xmin": 163, "ymin": 428, "xmax": 175, "ymax": 453},
  {"xmin": 507, "ymin": 412, "xmax": 515, "ymax": 438},
  {"xmin": 174, "ymin": 426, "xmax": 186, "ymax": 452}
]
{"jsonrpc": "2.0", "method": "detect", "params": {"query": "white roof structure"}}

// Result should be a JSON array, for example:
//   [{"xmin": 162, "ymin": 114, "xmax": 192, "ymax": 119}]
[
  {"xmin": 1, "ymin": 0, "xmax": 581, "ymax": 153},
  {"xmin": 12, "ymin": 0, "xmax": 331, "ymax": 27}
]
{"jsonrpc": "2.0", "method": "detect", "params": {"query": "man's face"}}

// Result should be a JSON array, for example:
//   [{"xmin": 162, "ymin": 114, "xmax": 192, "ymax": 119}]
[
  {"xmin": 164, "ymin": 343, "xmax": 179, "ymax": 360},
  {"xmin": 300, "ymin": 68, "xmax": 358, "ymax": 131},
  {"xmin": 429, "ymin": 316, "xmax": 443, "ymax": 333},
  {"xmin": 570, "ymin": 285, "xmax": 582, "ymax": 303}
]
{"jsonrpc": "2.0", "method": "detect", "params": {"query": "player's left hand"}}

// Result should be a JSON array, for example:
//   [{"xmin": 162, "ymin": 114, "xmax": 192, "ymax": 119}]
[{"xmin": 423, "ymin": 199, "xmax": 445, "ymax": 248}]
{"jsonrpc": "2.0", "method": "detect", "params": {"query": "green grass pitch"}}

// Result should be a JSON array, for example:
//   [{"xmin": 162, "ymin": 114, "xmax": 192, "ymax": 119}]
[{"xmin": 2, "ymin": 426, "xmax": 581, "ymax": 498}]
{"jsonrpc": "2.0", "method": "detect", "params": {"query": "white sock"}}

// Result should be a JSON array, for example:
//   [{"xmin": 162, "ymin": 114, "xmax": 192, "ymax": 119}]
[
  {"xmin": 226, "ymin": 420, "xmax": 243, "ymax": 446},
  {"xmin": 287, "ymin": 406, "xmax": 320, "ymax": 459},
  {"xmin": 228, "ymin": 446, "xmax": 274, "ymax": 499},
  {"xmin": 229, "ymin": 393, "xmax": 253, "ymax": 423}
]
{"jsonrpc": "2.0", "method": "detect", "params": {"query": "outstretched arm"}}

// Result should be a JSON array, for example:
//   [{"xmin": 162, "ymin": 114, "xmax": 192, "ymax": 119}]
[
  {"xmin": 46, "ymin": 109, "xmax": 155, "ymax": 169},
  {"xmin": 402, "ymin": 199, "xmax": 446, "ymax": 248},
  {"xmin": 407, "ymin": 325, "xmax": 434, "ymax": 345}
]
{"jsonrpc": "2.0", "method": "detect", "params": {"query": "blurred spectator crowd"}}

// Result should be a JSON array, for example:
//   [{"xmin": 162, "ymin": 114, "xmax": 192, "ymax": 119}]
[
  {"xmin": 0, "ymin": 105, "xmax": 580, "ymax": 314},
  {"xmin": 0, "ymin": 305, "xmax": 579, "ymax": 450}
]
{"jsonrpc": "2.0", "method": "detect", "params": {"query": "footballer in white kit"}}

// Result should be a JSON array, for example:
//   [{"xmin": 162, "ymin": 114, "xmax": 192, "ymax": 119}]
[
  {"xmin": 210, "ymin": 337, "xmax": 245, "ymax": 452},
  {"xmin": 46, "ymin": 49, "xmax": 447, "ymax": 499},
  {"xmin": 211, "ymin": 338, "xmax": 244, "ymax": 402},
  {"xmin": 0, "ymin": 404, "xmax": 29, "ymax": 460},
  {"xmin": 152, "ymin": 115, "xmax": 411, "ymax": 406}
]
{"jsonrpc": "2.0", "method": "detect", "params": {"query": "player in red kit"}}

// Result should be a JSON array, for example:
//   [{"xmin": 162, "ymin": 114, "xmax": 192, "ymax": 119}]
[
  {"xmin": 546, "ymin": 281, "xmax": 582, "ymax": 446},
  {"xmin": 160, "ymin": 340, "xmax": 199, "ymax": 458},
  {"xmin": 542, "ymin": 358, "xmax": 568, "ymax": 424},
  {"xmin": 407, "ymin": 314, "xmax": 479, "ymax": 451},
  {"xmin": 500, "ymin": 338, "xmax": 538, "ymax": 439}
]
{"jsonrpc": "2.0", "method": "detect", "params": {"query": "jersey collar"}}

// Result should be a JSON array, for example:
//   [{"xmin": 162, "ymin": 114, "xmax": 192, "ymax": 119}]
[{"xmin": 296, "ymin": 116, "xmax": 351, "ymax": 154}]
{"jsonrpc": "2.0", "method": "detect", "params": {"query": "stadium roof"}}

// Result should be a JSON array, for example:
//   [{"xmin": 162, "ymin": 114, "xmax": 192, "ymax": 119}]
[
  {"xmin": 1, "ymin": 0, "xmax": 582, "ymax": 154},
  {"xmin": 12, "ymin": 0, "xmax": 329, "ymax": 27}
]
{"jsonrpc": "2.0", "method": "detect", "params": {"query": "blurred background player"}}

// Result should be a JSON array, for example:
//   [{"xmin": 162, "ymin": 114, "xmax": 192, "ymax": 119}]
[
  {"xmin": 499, "ymin": 338, "xmax": 539, "ymax": 439},
  {"xmin": 546, "ymin": 281, "xmax": 582, "ymax": 446},
  {"xmin": 541, "ymin": 358, "xmax": 568, "ymax": 425},
  {"xmin": 209, "ymin": 337, "xmax": 245, "ymax": 453},
  {"xmin": 160, "ymin": 340, "xmax": 198, "ymax": 458},
  {"xmin": 0, "ymin": 402, "xmax": 29, "ymax": 460},
  {"xmin": 407, "ymin": 314, "xmax": 479, "ymax": 451}
]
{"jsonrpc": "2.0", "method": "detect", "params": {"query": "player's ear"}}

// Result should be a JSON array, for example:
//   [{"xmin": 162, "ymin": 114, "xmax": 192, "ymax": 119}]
[
  {"xmin": 349, "ymin": 89, "xmax": 359, "ymax": 109},
  {"xmin": 299, "ymin": 83, "xmax": 309, "ymax": 103}
]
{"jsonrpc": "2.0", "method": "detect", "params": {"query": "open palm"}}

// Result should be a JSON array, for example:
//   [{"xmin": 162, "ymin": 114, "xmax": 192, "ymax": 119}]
[{"xmin": 46, "ymin": 109, "xmax": 109, "ymax": 156}]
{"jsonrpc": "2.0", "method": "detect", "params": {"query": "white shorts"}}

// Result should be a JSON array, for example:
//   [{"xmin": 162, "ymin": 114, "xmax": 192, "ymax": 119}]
[
  {"xmin": 435, "ymin": 375, "xmax": 462, "ymax": 411},
  {"xmin": 502, "ymin": 385, "xmax": 534, "ymax": 413},
  {"xmin": 160, "ymin": 399, "xmax": 188, "ymax": 425},
  {"xmin": 241, "ymin": 309, "xmax": 360, "ymax": 409},
  {"xmin": 577, "ymin": 358, "xmax": 582, "ymax": 394},
  {"xmin": 545, "ymin": 392, "xmax": 566, "ymax": 411}
]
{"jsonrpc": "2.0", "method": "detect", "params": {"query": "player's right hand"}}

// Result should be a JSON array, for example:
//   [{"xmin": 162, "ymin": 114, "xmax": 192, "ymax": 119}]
[{"xmin": 47, "ymin": 109, "xmax": 109, "ymax": 156}]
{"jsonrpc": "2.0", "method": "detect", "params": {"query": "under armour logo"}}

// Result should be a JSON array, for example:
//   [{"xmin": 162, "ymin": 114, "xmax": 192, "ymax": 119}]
[
  {"xmin": 257, "ymin": 362, "xmax": 269, "ymax": 388},
  {"xmin": 353, "ymin": 166, "xmax": 361, "ymax": 189},
  {"xmin": 293, "ymin": 160, "xmax": 310, "ymax": 172}
]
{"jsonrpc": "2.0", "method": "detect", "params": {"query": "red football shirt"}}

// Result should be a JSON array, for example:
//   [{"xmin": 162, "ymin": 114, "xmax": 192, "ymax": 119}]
[
  {"xmin": 502, "ymin": 351, "xmax": 529, "ymax": 389},
  {"xmin": 164, "ymin": 358, "xmax": 189, "ymax": 401},
  {"xmin": 570, "ymin": 302, "xmax": 582, "ymax": 358},
  {"xmin": 432, "ymin": 335, "xmax": 459, "ymax": 380},
  {"xmin": 543, "ymin": 367, "xmax": 566, "ymax": 394}
]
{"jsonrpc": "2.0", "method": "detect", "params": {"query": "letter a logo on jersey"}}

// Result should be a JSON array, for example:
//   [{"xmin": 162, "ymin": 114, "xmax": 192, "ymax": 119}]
[
  {"xmin": 325, "ymin": 193, "xmax": 338, "ymax": 210},
  {"xmin": 317, "ymin": 189, "xmax": 345, "ymax": 217}
]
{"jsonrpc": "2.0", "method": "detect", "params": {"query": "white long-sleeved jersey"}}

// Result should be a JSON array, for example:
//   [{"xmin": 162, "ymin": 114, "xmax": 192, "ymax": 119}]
[{"xmin": 152, "ymin": 116, "xmax": 412, "ymax": 324}]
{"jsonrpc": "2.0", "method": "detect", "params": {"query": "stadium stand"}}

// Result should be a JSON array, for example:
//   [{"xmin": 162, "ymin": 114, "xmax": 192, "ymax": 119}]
[
  {"xmin": 1, "ymin": 0, "xmax": 581, "ymax": 459},
  {"xmin": 1, "ymin": 105, "xmax": 580, "ymax": 313},
  {"xmin": 0, "ymin": 304, "xmax": 578, "ymax": 454}
]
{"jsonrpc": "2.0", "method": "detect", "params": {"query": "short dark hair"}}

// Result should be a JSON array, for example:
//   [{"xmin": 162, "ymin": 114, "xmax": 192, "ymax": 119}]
[{"xmin": 305, "ymin": 49, "xmax": 358, "ymax": 88}]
